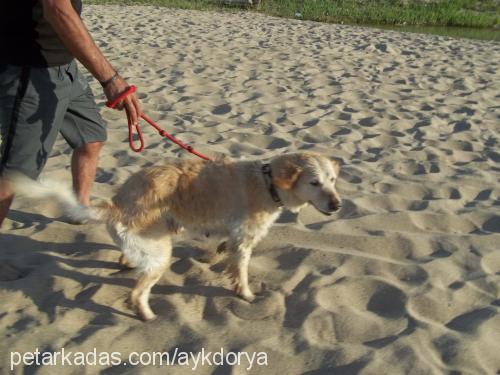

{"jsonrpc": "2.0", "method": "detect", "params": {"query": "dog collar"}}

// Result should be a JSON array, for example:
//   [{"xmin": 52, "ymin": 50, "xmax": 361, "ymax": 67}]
[{"xmin": 262, "ymin": 163, "xmax": 283, "ymax": 207}]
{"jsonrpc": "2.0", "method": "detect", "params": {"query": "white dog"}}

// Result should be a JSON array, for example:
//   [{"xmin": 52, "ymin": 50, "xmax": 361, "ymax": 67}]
[{"xmin": 14, "ymin": 152, "xmax": 341, "ymax": 320}]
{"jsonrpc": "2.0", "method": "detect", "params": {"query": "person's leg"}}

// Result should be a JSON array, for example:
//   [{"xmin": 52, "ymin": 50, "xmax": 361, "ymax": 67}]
[
  {"xmin": 0, "ymin": 178, "xmax": 14, "ymax": 228},
  {"xmin": 71, "ymin": 141, "xmax": 103, "ymax": 206},
  {"xmin": 0, "ymin": 64, "xmax": 69, "ymax": 227},
  {"xmin": 0, "ymin": 63, "xmax": 23, "ymax": 228},
  {"xmin": 61, "ymin": 62, "xmax": 107, "ymax": 208}
]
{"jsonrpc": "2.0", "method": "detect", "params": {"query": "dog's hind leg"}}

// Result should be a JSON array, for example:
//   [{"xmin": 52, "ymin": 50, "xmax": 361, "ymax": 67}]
[
  {"xmin": 107, "ymin": 224, "xmax": 138, "ymax": 269},
  {"xmin": 114, "ymin": 223, "xmax": 172, "ymax": 320},
  {"xmin": 130, "ymin": 235, "xmax": 172, "ymax": 321},
  {"xmin": 128, "ymin": 239, "xmax": 171, "ymax": 321},
  {"xmin": 130, "ymin": 261, "xmax": 169, "ymax": 321}
]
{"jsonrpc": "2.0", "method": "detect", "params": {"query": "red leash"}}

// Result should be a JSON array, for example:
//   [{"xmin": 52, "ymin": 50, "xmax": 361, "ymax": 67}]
[{"xmin": 106, "ymin": 85, "xmax": 210, "ymax": 161}]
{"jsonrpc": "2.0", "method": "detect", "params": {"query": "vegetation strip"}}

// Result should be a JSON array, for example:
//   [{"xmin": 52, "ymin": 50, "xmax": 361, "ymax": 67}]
[{"xmin": 87, "ymin": 0, "xmax": 499, "ymax": 40}]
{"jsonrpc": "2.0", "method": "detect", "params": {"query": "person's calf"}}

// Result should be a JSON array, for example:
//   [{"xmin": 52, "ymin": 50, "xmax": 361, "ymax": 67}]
[
  {"xmin": 0, "ymin": 178, "xmax": 15, "ymax": 228},
  {"xmin": 71, "ymin": 141, "xmax": 103, "ymax": 206}
]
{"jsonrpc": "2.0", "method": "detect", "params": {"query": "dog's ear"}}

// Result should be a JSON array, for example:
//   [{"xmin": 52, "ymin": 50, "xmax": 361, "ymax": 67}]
[
  {"xmin": 331, "ymin": 159, "xmax": 341, "ymax": 177},
  {"xmin": 273, "ymin": 162, "xmax": 302, "ymax": 190}
]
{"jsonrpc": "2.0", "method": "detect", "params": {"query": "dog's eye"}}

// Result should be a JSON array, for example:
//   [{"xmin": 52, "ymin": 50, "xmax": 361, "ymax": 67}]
[
  {"xmin": 310, "ymin": 180, "xmax": 320, "ymax": 186},
  {"xmin": 330, "ymin": 177, "xmax": 335, "ymax": 182}
]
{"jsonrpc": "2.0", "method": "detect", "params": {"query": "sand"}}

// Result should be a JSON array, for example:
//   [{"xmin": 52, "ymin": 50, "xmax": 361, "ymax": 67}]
[{"xmin": 1, "ymin": 5, "xmax": 499, "ymax": 374}]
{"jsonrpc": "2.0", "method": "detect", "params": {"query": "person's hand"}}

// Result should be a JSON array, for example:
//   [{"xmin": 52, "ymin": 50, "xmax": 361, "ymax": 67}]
[{"xmin": 103, "ymin": 75, "xmax": 142, "ymax": 125}]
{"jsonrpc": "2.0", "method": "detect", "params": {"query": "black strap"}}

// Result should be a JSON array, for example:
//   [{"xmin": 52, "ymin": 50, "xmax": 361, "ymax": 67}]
[
  {"xmin": 262, "ymin": 163, "xmax": 283, "ymax": 207},
  {"xmin": 99, "ymin": 71, "xmax": 119, "ymax": 88}
]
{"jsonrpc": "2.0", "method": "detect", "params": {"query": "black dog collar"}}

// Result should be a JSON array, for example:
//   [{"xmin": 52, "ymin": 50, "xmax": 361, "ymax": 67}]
[{"xmin": 262, "ymin": 163, "xmax": 283, "ymax": 207}]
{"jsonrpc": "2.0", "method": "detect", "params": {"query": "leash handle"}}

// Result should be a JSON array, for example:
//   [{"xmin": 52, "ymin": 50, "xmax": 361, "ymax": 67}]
[
  {"xmin": 128, "ymin": 120, "xmax": 145, "ymax": 152},
  {"xmin": 106, "ymin": 85, "xmax": 144, "ymax": 152},
  {"xmin": 105, "ymin": 85, "xmax": 137, "ymax": 109},
  {"xmin": 105, "ymin": 85, "xmax": 210, "ymax": 160}
]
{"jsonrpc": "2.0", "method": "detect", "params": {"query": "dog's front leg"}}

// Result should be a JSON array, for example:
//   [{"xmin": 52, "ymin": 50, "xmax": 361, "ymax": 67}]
[{"xmin": 225, "ymin": 237, "xmax": 257, "ymax": 302}]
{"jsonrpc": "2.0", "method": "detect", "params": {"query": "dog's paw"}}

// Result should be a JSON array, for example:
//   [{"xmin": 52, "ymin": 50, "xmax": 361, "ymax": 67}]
[
  {"xmin": 240, "ymin": 292, "xmax": 256, "ymax": 303},
  {"xmin": 130, "ymin": 298, "xmax": 157, "ymax": 321},
  {"xmin": 235, "ymin": 286, "xmax": 255, "ymax": 302},
  {"xmin": 119, "ymin": 254, "xmax": 137, "ymax": 269},
  {"xmin": 139, "ymin": 311, "xmax": 157, "ymax": 322}
]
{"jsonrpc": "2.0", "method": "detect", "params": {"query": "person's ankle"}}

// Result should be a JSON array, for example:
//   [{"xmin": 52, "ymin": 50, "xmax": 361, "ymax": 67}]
[{"xmin": 75, "ymin": 192, "xmax": 90, "ymax": 207}]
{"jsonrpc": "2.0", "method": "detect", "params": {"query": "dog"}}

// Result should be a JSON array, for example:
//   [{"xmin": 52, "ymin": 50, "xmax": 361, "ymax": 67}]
[{"xmin": 14, "ymin": 152, "xmax": 341, "ymax": 320}]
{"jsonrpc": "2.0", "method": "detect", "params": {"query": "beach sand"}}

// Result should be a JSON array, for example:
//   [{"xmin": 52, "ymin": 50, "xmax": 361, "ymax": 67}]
[{"xmin": 1, "ymin": 5, "xmax": 499, "ymax": 374}]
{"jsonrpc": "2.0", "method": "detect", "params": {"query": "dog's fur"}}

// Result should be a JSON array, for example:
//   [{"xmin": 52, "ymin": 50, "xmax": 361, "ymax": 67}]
[{"xmin": 14, "ymin": 152, "xmax": 341, "ymax": 320}]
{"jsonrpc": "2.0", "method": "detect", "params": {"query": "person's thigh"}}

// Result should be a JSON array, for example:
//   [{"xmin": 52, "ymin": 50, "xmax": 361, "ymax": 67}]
[
  {"xmin": 0, "ymin": 64, "xmax": 72, "ymax": 179},
  {"xmin": 60, "ymin": 62, "xmax": 107, "ymax": 150}
]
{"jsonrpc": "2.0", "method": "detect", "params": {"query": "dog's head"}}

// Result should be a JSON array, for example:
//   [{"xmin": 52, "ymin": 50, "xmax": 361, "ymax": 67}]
[{"xmin": 270, "ymin": 152, "xmax": 342, "ymax": 216}]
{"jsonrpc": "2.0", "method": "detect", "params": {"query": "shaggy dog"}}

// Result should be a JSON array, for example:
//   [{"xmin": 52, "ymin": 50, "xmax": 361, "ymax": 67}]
[{"xmin": 14, "ymin": 152, "xmax": 341, "ymax": 320}]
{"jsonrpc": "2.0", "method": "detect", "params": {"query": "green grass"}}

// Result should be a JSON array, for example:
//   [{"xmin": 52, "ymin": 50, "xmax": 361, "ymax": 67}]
[
  {"xmin": 265, "ymin": 0, "xmax": 499, "ymax": 28},
  {"xmin": 87, "ymin": 0, "xmax": 500, "ymax": 29},
  {"xmin": 87, "ymin": 0, "xmax": 227, "ymax": 11}
]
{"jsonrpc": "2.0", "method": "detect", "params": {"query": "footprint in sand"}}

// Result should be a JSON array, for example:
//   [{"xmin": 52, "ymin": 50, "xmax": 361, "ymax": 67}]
[
  {"xmin": 480, "ymin": 251, "xmax": 500, "ymax": 274},
  {"xmin": 317, "ymin": 279, "xmax": 407, "ymax": 320},
  {"xmin": 211, "ymin": 103, "xmax": 232, "ymax": 115},
  {"xmin": 229, "ymin": 291, "xmax": 283, "ymax": 321},
  {"xmin": 482, "ymin": 215, "xmax": 500, "ymax": 234},
  {"xmin": 445, "ymin": 307, "xmax": 496, "ymax": 333},
  {"xmin": 301, "ymin": 279, "xmax": 408, "ymax": 345}
]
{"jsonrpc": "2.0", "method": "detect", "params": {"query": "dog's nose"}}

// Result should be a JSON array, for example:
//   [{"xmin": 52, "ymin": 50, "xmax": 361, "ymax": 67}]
[{"xmin": 329, "ymin": 200, "xmax": 341, "ymax": 212}]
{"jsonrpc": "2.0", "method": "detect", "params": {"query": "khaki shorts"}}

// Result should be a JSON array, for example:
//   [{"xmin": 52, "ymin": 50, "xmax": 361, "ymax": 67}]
[{"xmin": 0, "ymin": 61, "xmax": 106, "ymax": 179}]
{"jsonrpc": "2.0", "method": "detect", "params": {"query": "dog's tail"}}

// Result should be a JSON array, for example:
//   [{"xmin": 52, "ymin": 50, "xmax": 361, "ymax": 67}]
[{"xmin": 11, "ymin": 174, "xmax": 109, "ymax": 223}]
